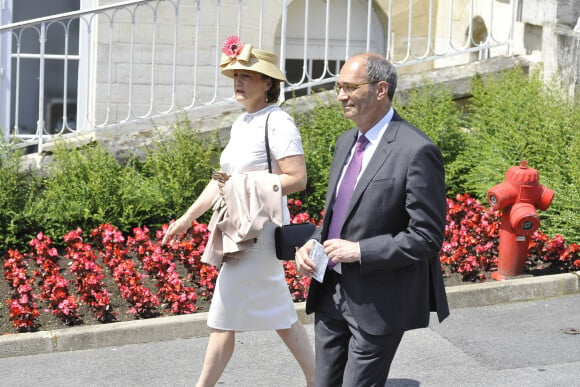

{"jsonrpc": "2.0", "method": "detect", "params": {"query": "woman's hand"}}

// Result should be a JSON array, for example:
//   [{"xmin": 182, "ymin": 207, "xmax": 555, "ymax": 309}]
[
  {"xmin": 161, "ymin": 180, "xmax": 221, "ymax": 246},
  {"xmin": 161, "ymin": 215, "xmax": 193, "ymax": 245}
]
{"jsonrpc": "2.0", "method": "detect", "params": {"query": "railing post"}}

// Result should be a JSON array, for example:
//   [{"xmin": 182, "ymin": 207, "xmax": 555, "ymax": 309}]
[
  {"xmin": 36, "ymin": 22, "xmax": 46, "ymax": 153},
  {"xmin": 279, "ymin": 0, "xmax": 288, "ymax": 102},
  {"xmin": 508, "ymin": 0, "xmax": 518, "ymax": 56}
]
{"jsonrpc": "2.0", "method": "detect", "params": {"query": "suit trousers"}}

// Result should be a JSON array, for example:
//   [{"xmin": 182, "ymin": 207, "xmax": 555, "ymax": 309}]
[{"xmin": 314, "ymin": 270, "xmax": 404, "ymax": 387}]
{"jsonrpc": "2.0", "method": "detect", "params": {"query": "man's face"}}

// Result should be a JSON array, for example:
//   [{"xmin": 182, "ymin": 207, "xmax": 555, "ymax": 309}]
[{"xmin": 336, "ymin": 56, "xmax": 376, "ymax": 125}]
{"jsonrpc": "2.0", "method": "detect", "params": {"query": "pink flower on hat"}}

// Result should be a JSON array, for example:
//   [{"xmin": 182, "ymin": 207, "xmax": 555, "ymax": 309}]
[{"xmin": 222, "ymin": 35, "xmax": 245, "ymax": 58}]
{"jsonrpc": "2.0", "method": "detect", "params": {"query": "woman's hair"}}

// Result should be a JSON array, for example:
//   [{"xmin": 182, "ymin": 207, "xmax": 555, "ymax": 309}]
[
  {"xmin": 264, "ymin": 75, "xmax": 281, "ymax": 103},
  {"xmin": 366, "ymin": 55, "xmax": 397, "ymax": 101}
]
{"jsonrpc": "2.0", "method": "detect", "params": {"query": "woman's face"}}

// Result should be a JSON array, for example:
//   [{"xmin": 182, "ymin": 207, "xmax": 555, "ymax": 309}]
[{"xmin": 232, "ymin": 70, "xmax": 271, "ymax": 113}]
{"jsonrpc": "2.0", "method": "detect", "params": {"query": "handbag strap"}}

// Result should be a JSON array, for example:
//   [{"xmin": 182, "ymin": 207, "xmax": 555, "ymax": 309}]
[{"xmin": 264, "ymin": 112, "xmax": 273, "ymax": 173}]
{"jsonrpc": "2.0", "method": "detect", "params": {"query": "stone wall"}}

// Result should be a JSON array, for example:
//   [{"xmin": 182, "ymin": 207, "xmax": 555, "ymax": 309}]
[{"xmin": 521, "ymin": 0, "xmax": 580, "ymax": 96}]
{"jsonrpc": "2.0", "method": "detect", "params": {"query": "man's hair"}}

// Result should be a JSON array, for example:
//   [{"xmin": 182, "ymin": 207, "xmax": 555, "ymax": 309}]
[{"xmin": 366, "ymin": 55, "xmax": 397, "ymax": 100}]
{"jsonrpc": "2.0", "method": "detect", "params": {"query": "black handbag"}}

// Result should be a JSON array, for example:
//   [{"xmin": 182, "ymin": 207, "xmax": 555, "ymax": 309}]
[
  {"xmin": 264, "ymin": 113, "xmax": 316, "ymax": 260},
  {"xmin": 274, "ymin": 222, "xmax": 316, "ymax": 260}
]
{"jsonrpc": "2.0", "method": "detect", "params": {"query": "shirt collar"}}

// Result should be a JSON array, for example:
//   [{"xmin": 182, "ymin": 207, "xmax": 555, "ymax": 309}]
[
  {"xmin": 242, "ymin": 104, "xmax": 276, "ymax": 123},
  {"xmin": 358, "ymin": 107, "xmax": 394, "ymax": 144}
]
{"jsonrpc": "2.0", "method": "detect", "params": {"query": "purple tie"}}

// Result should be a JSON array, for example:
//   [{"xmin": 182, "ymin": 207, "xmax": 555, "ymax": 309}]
[{"xmin": 327, "ymin": 134, "xmax": 369, "ymax": 241}]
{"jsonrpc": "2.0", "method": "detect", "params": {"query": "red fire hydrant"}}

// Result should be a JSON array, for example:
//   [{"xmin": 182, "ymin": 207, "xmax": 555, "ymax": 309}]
[{"xmin": 487, "ymin": 161, "xmax": 554, "ymax": 281}]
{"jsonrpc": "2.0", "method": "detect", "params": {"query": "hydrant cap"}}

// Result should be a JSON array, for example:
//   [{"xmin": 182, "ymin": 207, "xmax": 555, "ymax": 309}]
[
  {"xmin": 505, "ymin": 160, "xmax": 539, "ymax": 185},
  {"xmin": 538, "ymin": 187, "xmax": 555, "ymax": 211}
]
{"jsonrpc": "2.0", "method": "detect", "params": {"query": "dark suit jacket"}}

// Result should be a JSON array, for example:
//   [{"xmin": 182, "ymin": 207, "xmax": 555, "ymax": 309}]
[{"xmin": 306, "ymin": 110, "xmax": 450, "ymax": 336}]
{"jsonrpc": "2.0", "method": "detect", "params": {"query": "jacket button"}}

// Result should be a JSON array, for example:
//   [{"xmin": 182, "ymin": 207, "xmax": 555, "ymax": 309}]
[{"xmin": 273, "ymin": 185, "xmax": 279, "ymax": 192}]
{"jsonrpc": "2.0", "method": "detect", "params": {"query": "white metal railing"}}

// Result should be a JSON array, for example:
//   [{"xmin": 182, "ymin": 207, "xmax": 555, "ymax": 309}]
[{"xmin": 0, "ymin": 0, "xmax": 517, "ymax": 153}]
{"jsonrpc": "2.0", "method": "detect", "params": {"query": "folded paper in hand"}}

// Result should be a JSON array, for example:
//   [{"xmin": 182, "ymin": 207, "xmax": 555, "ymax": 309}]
[{"xmin": 309, "ymin": 240, "xmax": 328, "ymax": 283}]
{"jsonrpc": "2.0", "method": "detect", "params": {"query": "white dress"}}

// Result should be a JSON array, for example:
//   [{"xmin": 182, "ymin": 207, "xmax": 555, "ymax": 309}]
[{"xmin": 206, "ymin": 104, "xmax": 304, "ymax": 331}]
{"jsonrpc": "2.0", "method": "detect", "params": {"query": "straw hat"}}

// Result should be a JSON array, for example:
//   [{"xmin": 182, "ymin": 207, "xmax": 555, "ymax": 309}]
[{"xmin": 220, "ymin": 35, "xmax": 287, "ymax": 82}]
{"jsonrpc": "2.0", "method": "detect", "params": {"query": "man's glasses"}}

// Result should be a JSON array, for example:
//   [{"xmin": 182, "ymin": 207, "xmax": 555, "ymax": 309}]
[{"xmin": 334, "ymin": 82, "xmax": 376, "ymax": 95}]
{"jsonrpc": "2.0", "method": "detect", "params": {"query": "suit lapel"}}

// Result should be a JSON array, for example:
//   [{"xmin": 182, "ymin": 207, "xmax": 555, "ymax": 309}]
[
  {"xmin": 326, "ymin": 129, "xmax": 358, "ymax": 205},
  {"xmin": 323, "ymin": 112, "xmax": 402, "ymax": 237},
  {"xmin": 322, "ymin": 130, "xmax": 358, "ymax": 237},
  {"xmin": 345, "ymin": 115, "xmax": 401, "ymax": 217}
]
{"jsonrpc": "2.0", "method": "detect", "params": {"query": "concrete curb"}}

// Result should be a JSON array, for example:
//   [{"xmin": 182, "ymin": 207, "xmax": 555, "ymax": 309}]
[
  {"xmin": 446, "ymin": 271, "xmax": 580, "ymax": 308},
  {"xmin": 1, "ymin": 272, "xmax": 578, "ymax": 360}
]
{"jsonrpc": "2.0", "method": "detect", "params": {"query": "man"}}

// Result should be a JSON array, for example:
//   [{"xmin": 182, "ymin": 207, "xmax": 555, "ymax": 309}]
[{"xmin": 295, "ymin": 53, "xmax": 450, "ymax": 387}]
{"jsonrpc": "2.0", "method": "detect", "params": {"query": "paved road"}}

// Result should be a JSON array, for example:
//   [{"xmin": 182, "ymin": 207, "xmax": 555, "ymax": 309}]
[{"xmin": 1, "ymin": 287, "xmax": 579, "ymax": 386}]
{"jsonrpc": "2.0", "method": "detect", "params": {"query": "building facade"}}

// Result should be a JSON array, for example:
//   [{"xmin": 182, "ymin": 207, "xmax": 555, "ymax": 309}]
[{"xmin": 0, "ymin": 0, "xmax": 578, "ymax": 153}]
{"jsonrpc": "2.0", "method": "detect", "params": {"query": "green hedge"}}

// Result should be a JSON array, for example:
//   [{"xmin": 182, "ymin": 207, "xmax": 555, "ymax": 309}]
[
  {"xmin": 455, "ymin": 68, "xmax": 579, "ymax": 242},
  {"xmin": 0, "ymin": 144, "xmax": 39, "ymax": 247},
  {"xmin": 0, "ymin": 66, "xmax": 578, "ymax": 253},
  {"xmin": 393, "ymin": 83, "xmax": 468, "ymax": 196},
  {"xmin": 291, "ymin": 94, "xmax": 353, "ymax": 218},
  {"xmin": 0, "ymin": 121, "xmax": 221, "ymax": 251}
]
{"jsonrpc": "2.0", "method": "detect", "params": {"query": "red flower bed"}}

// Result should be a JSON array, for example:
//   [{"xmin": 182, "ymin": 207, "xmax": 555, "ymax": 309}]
[
  {"xmin": 29, "ymin": 233, "xmax": 81, "ymax": 325},
  {"xmin": 3, "ymin": 249, "xmax": 41, "ymax": 332},
  {"xmin": 64, "ymin": 229, "xmax": 117, "ymax": 323},
  {"xmin": 126, "ymin": 225, "xmax": 197, "ymax": 314},
  {"xmin": 91, "ymin": 224, "xmax": 160, "ymax": 317},
  {"xmin": 442, "ymin": 194, "xmax": 579, "ymax": 281},
  {"xmin": 1, "ymin": 195, "xmax": 577, "ymax": 333}
]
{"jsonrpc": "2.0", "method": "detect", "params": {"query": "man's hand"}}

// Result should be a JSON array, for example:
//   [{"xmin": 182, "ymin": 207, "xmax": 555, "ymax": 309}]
[
  {"xmin": 323, "ymin": 239, "xmax": 361, "ymax": 265},
  {"xmin": 295, "ymin": 239, "xmax": 317, "ymax": 277}
]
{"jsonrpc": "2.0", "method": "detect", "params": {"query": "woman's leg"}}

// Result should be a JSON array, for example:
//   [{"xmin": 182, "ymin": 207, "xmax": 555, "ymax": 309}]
[
  {"xmin": 196, "ymin": 329, "xmax": 235, "ymax": 387},
  {"xmin": 277, "ymin": 321, "xmax": 316, "ymax": 387}
]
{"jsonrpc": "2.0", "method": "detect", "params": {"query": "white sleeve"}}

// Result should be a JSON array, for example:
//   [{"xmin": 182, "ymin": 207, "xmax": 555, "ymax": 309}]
[{"xmin": 268, "ymin": 110, "xmax": 304, "ymax": 160}]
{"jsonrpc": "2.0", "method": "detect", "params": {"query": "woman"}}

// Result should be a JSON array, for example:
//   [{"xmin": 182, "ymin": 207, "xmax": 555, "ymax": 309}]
[{"xmin": 162, "ymin": 36, "xmax": 315, "ymax": 387}]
